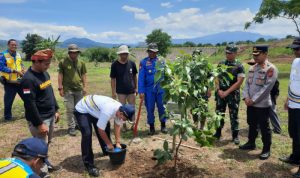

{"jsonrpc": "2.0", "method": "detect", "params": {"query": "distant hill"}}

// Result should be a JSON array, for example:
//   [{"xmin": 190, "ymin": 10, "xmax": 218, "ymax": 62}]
[
  {"xmin": 172, "ymin": 31, "xmax": 275, "ymax": 45},
  {"xmin": 59, "ymin": 38, "xmax": 120, "ymax": 48}
]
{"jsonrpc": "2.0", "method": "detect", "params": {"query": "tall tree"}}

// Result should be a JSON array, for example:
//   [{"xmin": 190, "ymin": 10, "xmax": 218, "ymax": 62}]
[
  {"xmin": 21, "ymin": 34, "xmax": 43, "ymax": 60},
  {"xmin": 146, "ymin": 29, "xmax": 172, "ymax": 57},
  {"xmin": 245, "ymin": 0, "xmax": 300, "ymax": 36}
]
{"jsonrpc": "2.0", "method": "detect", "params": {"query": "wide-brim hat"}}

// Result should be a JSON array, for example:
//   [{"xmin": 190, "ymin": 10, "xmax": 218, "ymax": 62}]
[
  {"xmin": 117, "ymin": 45, "xmax": 130, "ymax": 54},
  {"xmin": 68, "ymin": 44, "xmax": 81, "ymax": 53}
]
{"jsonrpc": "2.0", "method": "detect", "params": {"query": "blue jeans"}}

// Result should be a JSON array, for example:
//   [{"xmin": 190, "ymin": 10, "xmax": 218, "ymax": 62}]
[
  {"xmin": 74, "ymin": 111, "xmax": 111, "ymax": 168},
  {"xmin": 3, "ymin": 83, "xmax": 23, "ymax": 120}
]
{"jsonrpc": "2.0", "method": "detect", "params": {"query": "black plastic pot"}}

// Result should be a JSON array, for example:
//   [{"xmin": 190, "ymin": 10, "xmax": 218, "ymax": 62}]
[{"xmin": 106, "ymin": 144, "xmax": 127, "ymax": 165}]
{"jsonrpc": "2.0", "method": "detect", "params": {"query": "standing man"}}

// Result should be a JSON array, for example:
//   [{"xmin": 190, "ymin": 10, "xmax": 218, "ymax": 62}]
[
  {"xmin": 247, "ymin": 59, "xmax": 281, "ymax": 134},
  {"xmin": 279, "ymin": 37, "xmax": 300, "ymax": 178},
  {"xmin": 239, "ymin": 45, "xmax": 278, "ymax": 160},
  {"xmin": 214, "ymin": 44, "xmax": 245, "ymax": 145},
  {"xmin": 0, "ymin": 137, "xmax": 48, "ymax": 178},
  {"xmin": 74, "ymin": 95, "xmax": 135, "ymax": 177},
  {"xmin": 138, "ymin": 43, "xmax": 167, "ymax": 135},
  {"xmin": 58, "ymin": 44, "xmax": 87, "ymax": 136},
  {"xmin": 21, "ymin": 49, "xmax": 61, "ymax": 177},
  {"xmin": 0, "ymin": 39, "xmax": 25, "ymax": 121},
  {"xmin": 110, "ymin": 45, "xmax": 137, "ymax": 131}
]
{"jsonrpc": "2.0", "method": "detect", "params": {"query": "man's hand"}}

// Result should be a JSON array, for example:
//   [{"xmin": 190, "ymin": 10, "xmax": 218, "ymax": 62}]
[
  {"xmin": 59, "ymin": 88, "xmax": 64, "ymax": 97},
  {"xmin": 83, "ymin": 87, "xmax": 87, "ymax": 96},
  {"xmin": 112, "ymin": 92, "xmax": 117, "ymax": 99},
  {"xmin": 107, "ymin": 144, "xmax": 114, "ymax": 151},
  {"xmin": 14, "ymin": 70, "xmax": 24, "ymax": 77},
  {"xmin": 284, "ymin": 99, "xmax": 289, "ymax": 111},
  {"xmin": 139, "ymin": 93, "xmax": 145, "ymax": 100},
  {"xmin": 245, "ymin": 98, "xmax": 254, "ymax": 106},
  {"xmin": 55, "ymin": 112, "xmax": 60, "ymax": 123},
  {"xmin": 218, "ymin": 90, "xmax": 227, "ymax": 99},
  {"xmin": 38, "ymin": 124, "xmax": 48, "ymax": 136},
  {"xmin": 116, "ymin": 142, "xmax": 122, "ymax": 148}
]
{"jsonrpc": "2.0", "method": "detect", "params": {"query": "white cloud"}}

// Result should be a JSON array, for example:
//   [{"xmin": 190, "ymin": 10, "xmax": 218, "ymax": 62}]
[
  {"xmin": 0, "ymin": 17, "xmax": 144, "ymax": 43},
  {"xmin": 161, "ymin": 2, "xmax": 173, "ymax": 8},
  {"xmin": 122, "ymin": 5, "xmax": 151, "ymax": 21},
  {"xmin": 0, "ymin": 0, "xmax": 27, "ymax": 3}
]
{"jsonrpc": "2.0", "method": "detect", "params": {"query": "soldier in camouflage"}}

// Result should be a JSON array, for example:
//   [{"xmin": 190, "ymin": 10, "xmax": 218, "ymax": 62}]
[{"xmin": 214, "ymin": 44, "xmax": 245, "ymax": 145}]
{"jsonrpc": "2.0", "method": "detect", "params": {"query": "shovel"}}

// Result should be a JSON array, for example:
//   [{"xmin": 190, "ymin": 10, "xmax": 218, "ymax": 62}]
[{"xmin": 129, "ymin": 97, "xmax": 144, "ymax": 145}]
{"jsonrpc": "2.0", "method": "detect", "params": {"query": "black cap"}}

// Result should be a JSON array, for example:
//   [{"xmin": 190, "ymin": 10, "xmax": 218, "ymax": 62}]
[
  {"xmin": 147, "ymin": 43, "xmax": 159, "ymax": 53},
  {"xmin": 225, "ymin": 44, "xmax": 238, "ymax": 53},
  {"xmin": 253, "ymin": 45, "xmax": 269, "ymax": 55},
  {"xmin": 287, "ymin": 37, "xmax": 300, "ymax": 49}
]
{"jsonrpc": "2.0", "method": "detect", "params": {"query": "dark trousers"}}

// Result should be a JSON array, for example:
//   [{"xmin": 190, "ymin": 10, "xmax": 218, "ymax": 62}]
[
  {"xmin": 3, "ymin": 83, "xmax": 23, "ymax": 120},
  {"xmin": 247, "ymin": 106, "xmax": 272, "ymax": 151},
  {"xmin": 288, "ymin": 108, "xmax": 300, "ymax": 160},
  {"xmin": 74, "ymin": 111, "xmax": 111, "ymax": 168}
]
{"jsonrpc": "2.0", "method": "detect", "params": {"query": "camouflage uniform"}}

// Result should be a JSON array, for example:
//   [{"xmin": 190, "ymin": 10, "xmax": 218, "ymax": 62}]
[{"xmin": 215, "ymin": 59, "xmax": 245, "ymax": 139}]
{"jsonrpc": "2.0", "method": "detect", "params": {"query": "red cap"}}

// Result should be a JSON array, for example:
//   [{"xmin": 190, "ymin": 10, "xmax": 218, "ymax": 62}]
[{"xmin": 31, "ymin": 49, "xmax": 53, "ymax": 61}]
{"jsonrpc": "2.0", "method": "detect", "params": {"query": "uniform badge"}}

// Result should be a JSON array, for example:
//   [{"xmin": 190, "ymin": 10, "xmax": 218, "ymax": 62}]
[
  {"xmin": 146, "ymin": 61, "xmax": 152, "ymax": 66},
  {"xmin": 68, "ymin": 65, "xmax": 72, "ymax": 69}
]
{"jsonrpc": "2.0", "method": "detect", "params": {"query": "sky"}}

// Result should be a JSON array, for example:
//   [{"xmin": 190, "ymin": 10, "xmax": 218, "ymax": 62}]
[{"xmin": 0, "ymin": 0, "xmax": 298, "ymax": 43}]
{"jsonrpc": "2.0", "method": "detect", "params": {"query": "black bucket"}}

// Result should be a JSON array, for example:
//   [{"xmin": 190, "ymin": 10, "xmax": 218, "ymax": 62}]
[{"xmin": 106, "ymin": 144, "xmax": 127, "ymax": 165}]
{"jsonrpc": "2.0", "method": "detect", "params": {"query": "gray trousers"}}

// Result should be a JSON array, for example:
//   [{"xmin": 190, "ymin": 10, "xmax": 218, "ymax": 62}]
[
  {"xmin": 269, "ymin": 101, "xmax": 281, "ymax": 133},
  {"xmin": 28, "ymin": 116, "xmax": 55, "ymax": 173},
  {"xmin": 64, "ymin": 91, "xmax": 83, "ymax": 129}
]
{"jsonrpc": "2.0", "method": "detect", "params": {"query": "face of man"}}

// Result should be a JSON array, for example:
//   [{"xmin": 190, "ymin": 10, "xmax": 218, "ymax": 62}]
[
  {"xmin": 119, "ymin": 53, "xmax": 129, "ymax": 62},
  {"xmin": 8, "ymin": 40, "xmax": 17, "ymax": 53},
  {"xmin": 33, "ymin": 59, "xmax": 51, "ymax": 72},
  {"xmin": 253, "ymin": 52, "xmax": 267, "ymax": 65},
  {"xmin": 30, "ymin": 157, "xmax": 44, "ymax": 175},
  {"xmin": 225, "ymin": 52, "xmax": 237, "ymax": 61},
  {"xmin": 293, "ymin": 48, "xmax": 300, "ymax": 58},
  {"xmin": 69, "ymin": 52, "xmax": 79, "ymax": 60},
  {"xmin": 148, "ymin": 51, "xmax": 157, "ymax": 59}
]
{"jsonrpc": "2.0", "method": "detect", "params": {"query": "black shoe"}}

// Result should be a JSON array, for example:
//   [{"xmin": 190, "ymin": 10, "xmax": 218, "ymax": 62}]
[
  {"xmin": 47, "ymin": 164, "xmax": 62, "ymax": 173},
  {"xmin": 40, "ymin": 172, "xmax": 51, "ymax": 178},
  {"xmin": 259, "ymin": 151, "xmax": 271, "ymax": 160},
  {"xmin": 161, "ymin": 127, "xmax": 168, "ymax": 134},
  {"xmin": 68, "ymin": 128, "xmax": 77, "ymax": 136},
  {"xmin": 239, "ymin": 142, "xmax": 256, "ymax": 150},
  {"xmin": 213, "ymin": 128, "xmax": 222, "ymax": 140},
  {"xmin": 86, "ymin": 166, "xmax": 100, "ymax": 177},
  {"xmin": 279, "ymin": 156, "xmax": 300, "ymax": 165},
  {"xmin": 232, "ymin": 137, "xmax": 240, "ymax": 145},
  {"xmin": 148, "ymin": 129, "xmax": 155, "ymax": 135}
]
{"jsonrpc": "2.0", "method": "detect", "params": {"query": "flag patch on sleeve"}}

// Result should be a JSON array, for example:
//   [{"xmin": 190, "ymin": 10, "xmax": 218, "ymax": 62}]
[{"xmin": 23, "ymin": 89, "xmax": 31, "ymax": 94}]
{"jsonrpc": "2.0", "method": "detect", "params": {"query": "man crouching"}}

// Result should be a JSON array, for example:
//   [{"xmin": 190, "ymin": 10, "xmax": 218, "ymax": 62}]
[{"xmin": 74, "ymin": 95, "xmax": 135, "ymax": 177}]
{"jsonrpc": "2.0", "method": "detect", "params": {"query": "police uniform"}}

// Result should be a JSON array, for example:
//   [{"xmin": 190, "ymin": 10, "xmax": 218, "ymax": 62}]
[
  {"xmin": 214, "ymin": 45, "xmax": 245, "ymax": 142},
  {"xmin": 240, "ymin": 45, "xmax": 278, "ymax": 160},
  {"xmin": 0, "ymin": 49, "xmax": 24, "ymax": 120},
  {"xmin": 138, "ymin": 43, "xmax": 167, "ymax": 134}
]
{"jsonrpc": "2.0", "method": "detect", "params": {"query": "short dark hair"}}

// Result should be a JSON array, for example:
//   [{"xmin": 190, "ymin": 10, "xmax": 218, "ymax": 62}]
[{"xmin": 7, "ymin": 39, "xmax": 17, "ymax": 45}]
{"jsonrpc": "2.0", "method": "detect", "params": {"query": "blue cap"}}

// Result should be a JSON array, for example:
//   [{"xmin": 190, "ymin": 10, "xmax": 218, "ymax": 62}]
[
  {"xmin": 119, "ymin": 104, "xmax": 135, "ymax": 121},
  {"xmin": 13, "ymin": 138, "xmax": 48, "ymax": 159}
]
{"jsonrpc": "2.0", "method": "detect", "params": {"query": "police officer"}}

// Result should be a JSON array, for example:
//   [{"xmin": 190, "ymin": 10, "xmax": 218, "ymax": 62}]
[
  {"xmin": 0, "ymin": 39, "xmax": 25, "ymax": 121},
  {"xmin": 240, "ymin": 45, "xmax": 278, "ymax": 160},
  {"xmin": 138, "ymin": 43, "xmax": 167, "ymax": 135},
  {"xmin": 279, "ymin": 37, "xmax": 300, "ymax": 178},
  {"xmin": 214, "ymin": 44, "xmax": 245, "ymax": 145},
  {"xmin": 0, "ymin": 137, "xmax": 48, "ymax": 178}
]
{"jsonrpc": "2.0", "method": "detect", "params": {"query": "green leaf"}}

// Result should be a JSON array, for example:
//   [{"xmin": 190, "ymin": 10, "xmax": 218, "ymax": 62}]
[{"xmin": 163, "ymin": 140, "xmax": 169, "ymax": 151}]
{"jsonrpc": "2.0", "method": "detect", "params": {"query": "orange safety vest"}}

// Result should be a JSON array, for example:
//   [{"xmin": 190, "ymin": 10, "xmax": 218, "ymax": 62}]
[{"xmin": 0, "ymin": 50, "xmax": 23, "ymax": 83}]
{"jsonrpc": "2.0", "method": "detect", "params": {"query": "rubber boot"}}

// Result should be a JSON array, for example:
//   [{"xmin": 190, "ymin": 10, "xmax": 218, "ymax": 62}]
[
  {"xmin": 161, "ymin": 122, "xmax": 168, "ymax": 134},
  {"xmin": 148, "ymin": 124, "xmax": 155, "ymax": 135}
]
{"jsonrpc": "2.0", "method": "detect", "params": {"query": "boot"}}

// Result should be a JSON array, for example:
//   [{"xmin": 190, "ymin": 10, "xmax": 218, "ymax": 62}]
[
  {"xmin": 232, "ymin": 130, "xmax": 240, "ymax": 145},
  {"xmin": 259, "ymin": 147, "xmax": 271, "ymax": 160},
  {"xmin": 239, "ymin": 141, "xmax": 256, "ymax": 150},
  {"xmin": 161, "ymin": 122, "xmax": 168, "ymax": 134},
  {"xmin": 213, "ymin": 127, "xmax": 222, "ymax": 140},
  {"xmin": 148, "ymin": 124, "xmax": 155, "ymax": 135}
]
